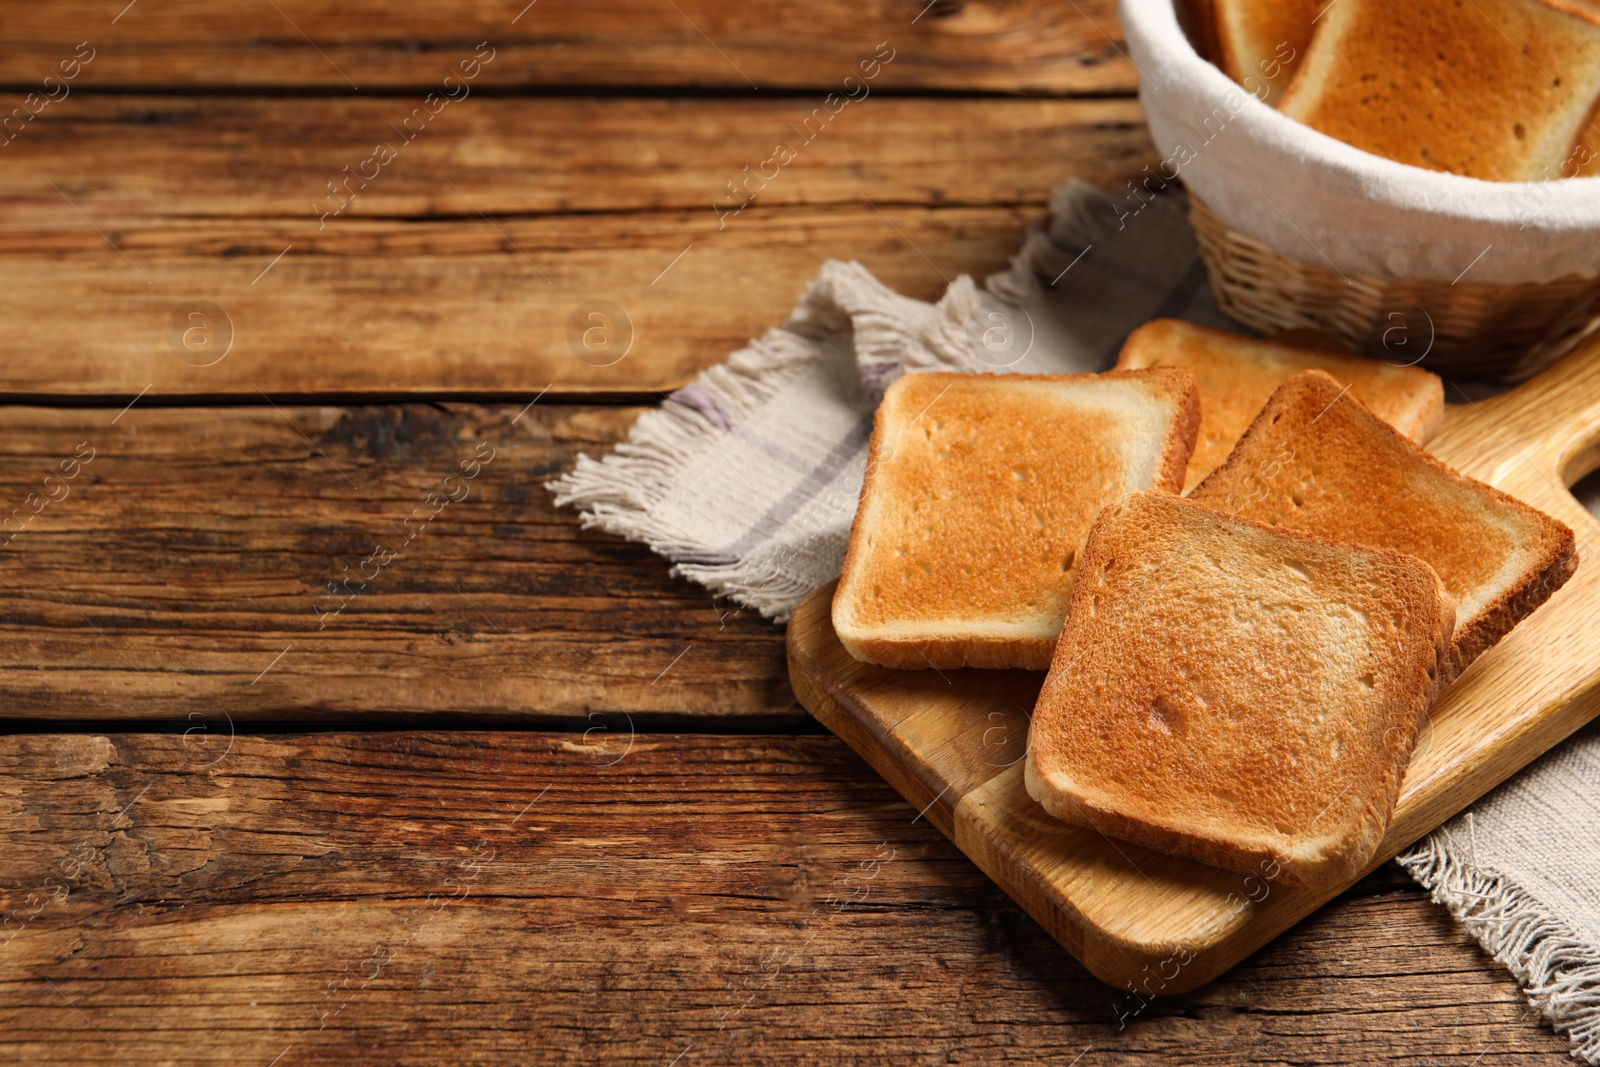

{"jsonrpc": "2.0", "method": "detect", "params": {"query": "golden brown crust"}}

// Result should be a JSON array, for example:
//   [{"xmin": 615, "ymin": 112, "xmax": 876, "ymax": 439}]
[
  {"xmin": 1277, "ymin": 0, "xmax": 1600, "ymax": 181},
  {"xmin": 1568, "ymin": 87, "xmax": 1600, "ymax": 176},
  {"xmin": 832, "ymin": 381, "xmax": 898, "ymax": 666},
  {"xmin": 1190, "ymin": 370, "xmax": 1578, "ymax": 680},
  {"xmin": 832, "ymin": 368, "xmax": 1200, "ymax": 671},
  {"xmin": 1155, "ymin": 369, "xmax": 1204, "ymax": 494},
  {"xmin": 1179, "ymin": 0, "xmax": 1222, "ymax": 64},
  {"xmin": 1447, "ymin": 518, "xmax": 1579, "ymax": 679},
  {"xmin": 1027, "ymin": 492, "xmax": 1454, "ymax": 887},
  {"xmin": 1211, "ymin": 0, "xmax": 1247, "ymax": 83},
  {"xmin": 1538, "ymin": 0, "xmax": 1600, "ymax": 32},
  {"xmin": 837, "ymin": 633, "xmax": 1055, "ymax": 672},
  {"xmin": 1403, "ymin": 375, "xmax": 1447, "ymax": 444},
  {"xmin": 1115, "ymin": 320, "xmax": 1443, "ymax": 491},
  {"xmin": 1211, "ymin": 0, "xmax": 1321, "ymax": 105}
]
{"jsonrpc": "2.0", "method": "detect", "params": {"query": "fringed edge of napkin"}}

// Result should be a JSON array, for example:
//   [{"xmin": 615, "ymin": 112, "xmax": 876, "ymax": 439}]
[
  {"xmin": 545, "ymin": 182, "xmax": 1142, "ymax": 621},
  {"xmin": 1401, "ymin": 830, "xmax": 1600, "ymax": 1062},
  {"xmin": 986, "ymin": 179, "xmax": 1136, "ymax": 305},
  {"xmin": 546, "ymin": 259, "xmax": 953, "ymax": 620}
]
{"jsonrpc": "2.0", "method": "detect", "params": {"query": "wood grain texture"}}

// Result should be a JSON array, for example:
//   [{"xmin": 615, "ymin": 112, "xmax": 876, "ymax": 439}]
[
  {"xmin": 0, "ymin": 0, "xmax": 1134, "ymax": 93},
  {"xmin": 0, "ymin": 96, "xmax": 1153, "ymax": 399},
  {"xmin": 0, "ymin": 206, "xmax": 1027, "ymax": 399},
  {"xmin": 0, "ymin": 402, "xmax": 797, "ymax": 723},
  {"xmin": 787, "ymin": 335, "xmax": 1600, "ymax": 993},
  {"xmin": 2, "ymin": 96, "xmax": 1149, "ymax": 217},
  {"xmin": 0, "ymin": 732, "xmax": 1571, "ymax": 1065}
]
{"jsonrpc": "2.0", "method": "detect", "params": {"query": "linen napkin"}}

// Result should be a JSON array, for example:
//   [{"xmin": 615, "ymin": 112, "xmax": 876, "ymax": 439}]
[{"xmin": 548, "ymin": 183, "xmax": 1600, "ymax": 1060}]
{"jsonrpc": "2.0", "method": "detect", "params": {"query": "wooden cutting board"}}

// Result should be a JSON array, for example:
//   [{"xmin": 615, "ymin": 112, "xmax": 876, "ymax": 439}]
[{"xmin": 787, "ymin": 335, "xmax": 1600, "ymax": 995}]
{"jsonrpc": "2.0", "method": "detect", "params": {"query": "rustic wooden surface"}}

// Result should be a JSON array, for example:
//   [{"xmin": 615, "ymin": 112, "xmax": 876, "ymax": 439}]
[
  {"xmin": 0, "ymin": 208, "xmax": 1015, "ymax": 400},
  {"xmin": 0, "ymin": 0, "xmax": 1134, "ymax": 93},
  {"xmin": 2, "ymin": 96, "xmax": 1148, "ymax": 217},
  {"xmin": 0, "ymin": 0, "xmax": 1582, "ymax": 1059},
  {"xmin": 0, "ymin": 402, "xmax": 800, "ymax": 723},
  {"xmin": 786, "ymin": 338, "xmax": 1600, "ymax": 993},
  {"xmin": 0, "ymin": 732, "xmax": 1573, "ymax": 1065},
  {"xmin": 0, "ymin": 97, "xmax": 1148, "ymax": 398}
]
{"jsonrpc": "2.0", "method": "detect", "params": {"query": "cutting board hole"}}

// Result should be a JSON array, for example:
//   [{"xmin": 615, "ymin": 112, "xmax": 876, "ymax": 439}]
[{"xmin": 1566, "ymin": 465, "xmax": 1600, "ymax": 524}]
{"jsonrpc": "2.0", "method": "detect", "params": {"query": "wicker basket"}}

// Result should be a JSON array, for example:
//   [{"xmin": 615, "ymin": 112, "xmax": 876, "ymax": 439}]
[{"xmin": 1189, "ymin": 195, "xmax": 1600, "ymax": 382}]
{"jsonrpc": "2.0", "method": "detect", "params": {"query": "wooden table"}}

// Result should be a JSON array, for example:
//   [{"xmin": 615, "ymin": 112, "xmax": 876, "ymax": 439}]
[{"xmin": 0, "ymin": 3, "xmax": 1572, "ymax": 1062}]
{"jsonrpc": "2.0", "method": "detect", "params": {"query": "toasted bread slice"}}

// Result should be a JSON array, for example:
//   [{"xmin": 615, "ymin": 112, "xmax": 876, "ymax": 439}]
[
  {"xmin": 1278, "ymin": 0, "xmax": 1600, "ymax": 181},
  {"xmin": 1191, "ymin": 371, "xmax": 1577, "ymax": 678},
  {"xmin": 1114, "ymin": 320, "xmax": 1443, "ymax": 490},
  {"xmin": 832, "ymin": 369, "xmax": 1200, "ymax": 671},
  {"xmin": 1025, "ymin": 491, "xmax": 1454, "ymax": 887},
  {"xmin": 1178, "ymin": 0, "xmax": 1223, "ymax": 64},
  {"xmin": 1212, "ymin": 0, "xmax": 1321, "ymax": 105}
]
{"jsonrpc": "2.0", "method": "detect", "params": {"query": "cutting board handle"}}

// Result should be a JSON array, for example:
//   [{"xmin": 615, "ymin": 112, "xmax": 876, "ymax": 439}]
[{"xmin": 1438, "ymin": 333, "xmax": 1600, "ymax": 486}]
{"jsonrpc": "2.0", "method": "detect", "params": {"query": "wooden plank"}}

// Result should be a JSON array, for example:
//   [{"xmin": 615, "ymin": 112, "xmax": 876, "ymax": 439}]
[
  {"xmin": 0, "ymin": 97, "xmax": 1153, "ymax": 399},
  {"xmin": 0, "ymin": 96, "xmax": 1148, "ymax": 218},
  {"xmin": 0, "ymin": 206, "xmax": 1032, "ymax": 399},
  {"xmin": 0, "ymin": 732, "xmax": 1570, "ymax": 1064},
  {"xmin": 0, "ymin": 0, "xmax": 1134, "ymax": 93},
  {"xmin": 786, "ymin": 336, "xmax": 1600, "ymax": 993},
  {"xmin": 0, "ymin": 402, "xmax": 799, "ymax": 723}
]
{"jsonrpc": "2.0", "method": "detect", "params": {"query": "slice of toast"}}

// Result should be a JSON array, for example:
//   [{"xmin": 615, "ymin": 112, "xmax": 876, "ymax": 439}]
[
  {"xmin": 1114, "ymin": 320, "xmax": 1443, "ymax": 491},
  {"xmin": 1178, "ymin": 0, "xmax": 1223, "ymax": 64},
  {"xmin": 1212, "ymin": 0, "xmax": 1322, "ymax": 105},
  {"xmin": 1025, "ymin": 491, "xmax": 1454, "ymax": 887},
  {"xmin": 832, "ymin": 369, "xmax": 1200, "ymax": 671},
  {"xmin": 1278, "ymin": 0, "xmax": 1600, "ymax": 181},
  {"xmin": 1190, "ymin": 370, "xmax": 1577, "ymax": 678}
]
